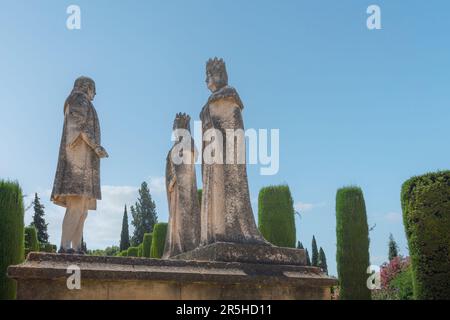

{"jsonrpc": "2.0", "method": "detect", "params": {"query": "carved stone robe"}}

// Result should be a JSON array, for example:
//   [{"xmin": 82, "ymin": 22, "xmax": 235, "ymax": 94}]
[
  {"xmin": 163, "ymin": 139, "xmax": 201, "ymax": 258},
  {"xmin": 51, "ymin": 91, "xmax": 101, "ymax": 210},
  {"xmin": 200, "ymin": 86, "xmax": 269, "ymax": 246}
]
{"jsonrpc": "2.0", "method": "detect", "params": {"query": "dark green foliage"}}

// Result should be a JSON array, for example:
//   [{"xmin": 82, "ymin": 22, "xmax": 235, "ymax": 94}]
[
  {"xmin": 257, "ymin": 185, "xmax": 296, "ymax": 248},
  {"xmin": 30, "ymin": 193, "xmax": 49, "ymax": 244},
  {"xmin": 311, "ymin": 236, "xmax": 319, "ymax": 266},
  {"xmin": 39, "ymin": 243, "xmax": 57, "ymax": 253},
  {"xmin": 390, "ymin": 266, "xmax": 414, "ymax": 300},
  {"xmin": 81, "ymin": 236, "xmax": 87, "ymax": 253},
  {"xmin": 131, "ymin": 182, "xmax": 158, "ymax": 246},
  {"xmin": 297, "ymin": 241, "xmax": 304, "ymax": 249},
  {"xmin": 0, "ymin": 180, "xmax": 25, "ymax": 300},
  {"xmin": 142, "ymin": 233, "xmax": 153, "ymax": 258},
  {"xmin": 117, "ymin": 250, "xmax": 128, "ymax": 257},
  {"xmin": 336, "ymin": 186, "xmax": 371, "ymax": 300},
  {"xmin": 24, "ymin": 226, "xmax": 39, "ymax": 257},
  {"xmin": 127, "ymin": 246, "xmax": 139, "ymax": 257},
  {"xmin": 197, "ymin": 189, "xmax": 202, "ymax": 206},
  {"xmin": 150, "ymin": 223, "xmax": 168, "ymax": 258},
  {"xmin": 305, "ymin": 248, "xmax": 311, "ymax": 266},
  {"xmin": 120, "ymin": 205, "xmax": 130, "ymax": 251},
  {"xmin": 104, "ymin": 246, "xmax": 120, "ymax": 256},
  {"xmin": 401, "ymin": 171, "xmax": 450, "ymax": 300},
  {"xmin": 388, "ymin": 233, "xmax": 399, "ymax": 261},
  {"xmin": 318, "ymin": 247, "xmax": 328, "ymax": 275}
]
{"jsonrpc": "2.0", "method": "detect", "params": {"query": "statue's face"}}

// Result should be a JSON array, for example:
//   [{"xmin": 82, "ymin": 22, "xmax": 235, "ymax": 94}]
[
  {"xmin": 206, "ymin": 71, "xmax": 223, "ymax": 93},
  {"xmin": 87, "ymin": 84, "xmax": 96, "ymax": 101}
]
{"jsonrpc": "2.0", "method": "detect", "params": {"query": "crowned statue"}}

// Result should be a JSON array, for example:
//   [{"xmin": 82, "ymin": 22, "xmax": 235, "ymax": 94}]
[
  {"xmin": 163, "ymin": 113, "xmax": 201, "ymax": 258},
  {"xmin": 200, "ymin": 58, "xmax": 269, "ymax": 246}
]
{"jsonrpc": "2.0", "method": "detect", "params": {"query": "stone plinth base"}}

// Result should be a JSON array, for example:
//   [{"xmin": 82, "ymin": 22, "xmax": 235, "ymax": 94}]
[
  {"xmin": 8, "ymin": 253, "xmax": 337, "ymax": 300},
  {"xmin": 173, "ymin": 242, "xmax": 306, "ymax": 265}
]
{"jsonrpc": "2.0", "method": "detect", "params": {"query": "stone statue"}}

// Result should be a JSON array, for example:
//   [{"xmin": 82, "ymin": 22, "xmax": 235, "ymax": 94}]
[
  {"xmin": 51, "ymin": 76, "xmax": 108, "ymax": 254},
  {"xmin": 163, "ymin": 113, "xmax": 201, "ymax": 258},
  {"xmin": 200, "ymin": 58, "xmax": 269, "ymax": 246}
]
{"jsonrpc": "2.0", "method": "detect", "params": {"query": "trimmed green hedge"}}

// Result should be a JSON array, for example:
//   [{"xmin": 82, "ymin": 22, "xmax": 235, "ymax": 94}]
[
  {"xmin": 150, "ymin": 223, "xmax": 168, "ymax": 258},
  {"xmin": 401, "ymin": 171, "xmax": 450, "ymax": 300},
  {"xmin": 138, "ymin": 243, "xmax": 143, "ymax": 257},
  {"xmin": 117, "ymin": 250, "xmax": 128, "ymax": 257},
  {"xmin": 258, "ymin": 185, "xmax": 296, "ymax": 248},
  {"xmin": 40, "ymin": 243, "xmax": 57, "ymax": 253},
  {"xmin": 0, "ymin": 180, "xmax": 25, "ymax": 300},
  {"xmin": 336, "ymin": 186, "xmax": 371, "ymax": 300},
  {"xmin": 127, "ymin": 246, "xmax": 139, "ymax": 257},
  {"xmin": 24, "ymin": 226, "xmax": 40, "ymax": 258},
  {"xmin": 143, "ymin": 233, "xmax": 153, "ymax": 258}
]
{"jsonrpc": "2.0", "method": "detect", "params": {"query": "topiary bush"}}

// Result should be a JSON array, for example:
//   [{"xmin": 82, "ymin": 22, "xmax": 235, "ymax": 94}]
[
  {"xmin": 127, "ymin": 246, "xmax": 139, "ymax": 257},
  {"xmin": 142, "ymin": 233, "xmax": 153, "ymax": 258},
  {"xmin": 150, "ymin": 223, "xmax": 168, "ymax": 258},
  {"xmin": 336, "ymin": 186, "xmax": 371, "ymax": 300},
  {"xmin": 24, "ymin": 226, "xmax": 40, "ymax": 258},
  {"xmin": 40, "ymin": 243, "xmax": 57, "ymax": 253},
  {"xmin": 401, "ymin": 171, "xmax": 450, "ymax": 300},
  {"xmin": 0, "ymin": 180, "xmax": 25, "ymax": 300},
  {"xmin": 138, "ymin": 243, "xmax": 143, "ymax": 257},
  {"xmin": 116, "ymin": 250, "xmax": 128, "ymax": 257},
  {"xmin": 257, "ymin": 185, "xmax": 296, "ymax": 248}
]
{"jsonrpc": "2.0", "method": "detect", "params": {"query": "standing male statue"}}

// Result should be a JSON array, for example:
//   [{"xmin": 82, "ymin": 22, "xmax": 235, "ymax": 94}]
[
  {"xmin": 163, "ymin": 113, "xmax": 201, "ymax": 258},
  {"xmin": 200, "ymin": 58, "xmax": 268, "ymax": 246},
  {"xmin": 51, "ymin": 76, "xmax": 108, "ymax": 254}
]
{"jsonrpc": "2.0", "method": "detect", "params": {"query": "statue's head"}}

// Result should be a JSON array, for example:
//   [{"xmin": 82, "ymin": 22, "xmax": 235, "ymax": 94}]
[
  {"xmin": 73, "ymin": 76, "xmax": 96, "ymax": 101},
  {"xmin": 206, "ymin": 57, "xmax": 228, "ymax": 92},
  {"xmin": 173, "ymin": 112, "xmax": 191, "ymax": 133}
]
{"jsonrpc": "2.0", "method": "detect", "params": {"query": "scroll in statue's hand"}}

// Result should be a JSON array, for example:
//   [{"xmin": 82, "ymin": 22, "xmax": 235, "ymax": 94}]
[{"xmin": 95, "ymin": 146, "xmax": 109, "ymax": 158}]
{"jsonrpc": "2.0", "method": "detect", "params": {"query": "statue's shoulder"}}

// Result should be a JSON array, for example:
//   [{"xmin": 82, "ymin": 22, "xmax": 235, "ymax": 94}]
[
  {"xmin": 206, "ymin": 86, "xmax": 244, "ymax": 111},
  {"xmin": 64, "ymin": 92, "xmax": 91, "ymax": 113}
]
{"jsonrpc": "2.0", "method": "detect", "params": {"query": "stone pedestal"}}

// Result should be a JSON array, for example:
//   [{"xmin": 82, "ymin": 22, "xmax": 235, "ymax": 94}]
[
  {"xmin": 173, "ymin": 242, "xmax": 306, "ymax": 265},
  {"xmin": 8, "ymin": 253, "xmax": 337, "ymax": 300}
]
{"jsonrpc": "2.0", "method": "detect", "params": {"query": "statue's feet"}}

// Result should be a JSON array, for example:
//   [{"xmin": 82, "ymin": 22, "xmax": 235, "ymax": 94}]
[
  {"xmin": 75, "ymin": 250, "xmax": 86, "ymax": 255},
  {"xmin": 58, "ymin": 248, "xmax": 75, "ymax": 255}
]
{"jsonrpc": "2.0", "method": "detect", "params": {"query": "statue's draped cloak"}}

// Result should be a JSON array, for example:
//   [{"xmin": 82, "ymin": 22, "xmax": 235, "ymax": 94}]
[
  {"xmin": 163, "ymin": 139, "xmax": 201, "ymax": 258},
  {"xmin": 51, "ymin": 91, "xmax": 101, "ymax": 210},
  {"xmin": 200, "ymin": 86, "xmax": 269, "ymax": 246}
]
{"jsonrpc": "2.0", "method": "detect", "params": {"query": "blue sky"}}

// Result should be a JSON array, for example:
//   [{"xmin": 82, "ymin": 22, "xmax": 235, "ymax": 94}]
[{"xmin": 1, "ymin": 1, "xmax": 449, "ymax": 276}]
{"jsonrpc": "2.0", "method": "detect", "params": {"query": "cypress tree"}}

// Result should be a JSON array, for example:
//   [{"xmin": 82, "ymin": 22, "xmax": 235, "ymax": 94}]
[
  {"xmin": 0, "ymin": 180, "xmax": 25, "ymax": 300},
  {"xmin": 297, "ymin": 241, "xmax": 304, "ymax": 249},
  {"xmin": 131, "ymin": 182, "xmax": 158, "ymax": 246},
  {"xmin": 24, "ymin": 226, "xmax": 39, "ymax": 257},
  {"xmin": 120, "ymin": 205, "xmax": 130, "ymax": 251},
  {"xmin": 311, "ymin": 235, "xmax": 319, "ymax": 266},
  {"xmin": 318, "ymin": 247, "xmax": 328, "ymax": 275},
  {"xmin": 258, "ymin": 185, "xmax": 296, "ymax": 248},
  {"xmin": 150, "ymin": 223, "xmax": 168, "ymax": 259},
  {"xmin": 401, "ymin": 171, "xmax": 450, "ymax": 299},
  {"xmin": 142, "ymin": 233, "xmax": 153, "ymax": 258},
  {"xmin": 336, "ymin": 186, "xmax": 371, "ymax": 300},
  {"xmin": 388, "ymin": 233, "xmax": 399, "ymax": 262},
  {"xmin": 305, "ymin": 248, "xmax": 311, "ymax": 266},
  {"xmin": 30, "ymin": 193, "xmax": 49, "ymax": 244},
  {"xmin": 81, "ymin": 236, "xmax": 87, "ymax": 253},
  {"xmin": 197, "ymin": 189, "xmax": 202, "ymax": 206}
]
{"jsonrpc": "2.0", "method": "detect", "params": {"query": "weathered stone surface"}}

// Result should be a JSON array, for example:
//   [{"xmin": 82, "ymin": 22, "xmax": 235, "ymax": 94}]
[
  {"xmin": 8, "ymin": 253, "xmax": 337, "ymax": 300},
  {"xmin": 173, "ymin": 242, "xmax": 307, "ymax": 266},
  {"xmin": 163, "ymin": 113, "xmax": 200, "ymax": 258},
  {"xmin": 200, "ymin": 58, "xmax": 268, "ymax": 246},
  {"xmin": 50, "ymin": 77, "xmax": 108, "ymax": 253}
]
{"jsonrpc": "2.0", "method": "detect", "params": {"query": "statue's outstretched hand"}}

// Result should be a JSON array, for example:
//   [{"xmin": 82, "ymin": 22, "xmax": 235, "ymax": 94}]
[{"xmin": 95, "ymin": 146, "xmax": 109, "ymax": 158}]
